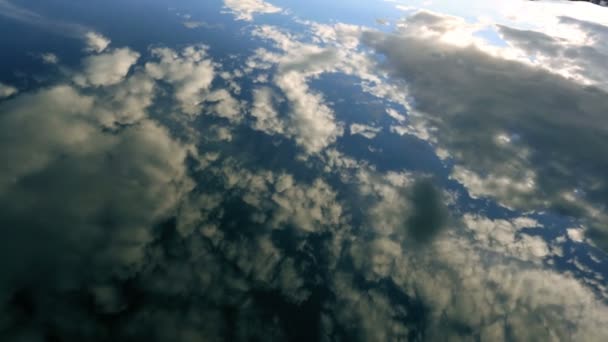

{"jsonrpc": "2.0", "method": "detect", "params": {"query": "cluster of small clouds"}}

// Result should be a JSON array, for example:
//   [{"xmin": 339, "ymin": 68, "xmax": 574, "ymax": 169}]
[
  {"xmin": 1, "ymin": 1, "xmax": 608, "ymax": 341},
  {"xmin": 359, "ymin": 9, "xmax": 608, "ymax": 253},
  {"xmin": 231, "ymin": 6, "xmax": 608, "ymax": 340},
  {"xmin": 222, "ymin": 0, "xmax": 283, "ymax": 22},
  {"xmin": 246, "ymin": 27, "xmax": 346, "ymax": 154},
  {"xmin": 0, "ymin": 69, "xmax": 196, "ymax": 342}
]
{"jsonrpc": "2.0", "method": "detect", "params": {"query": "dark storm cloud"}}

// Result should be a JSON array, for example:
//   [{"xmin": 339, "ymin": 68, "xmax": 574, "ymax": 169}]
[{"xmin": 361, "ymin": 11, "xmax": 608, "ymax": 251}]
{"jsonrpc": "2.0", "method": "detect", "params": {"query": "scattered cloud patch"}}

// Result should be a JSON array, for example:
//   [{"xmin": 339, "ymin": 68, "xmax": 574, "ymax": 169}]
[
  {"xmin": 145, "ymin": 45, "xmax": 215, "ymax": 115},
  {"xmin": 362, "ymin": 11, "xmax": 608, "ymax": 249},
  {"xmin": 223, "ymin": 0, "xmax": 283, "ymax": 21},
  {"xmin": 350, "ymin": 123, "xmax": 382, "ymax": 139},
  {"xmin": 74, "ymin": 48, "xmax": 140, "ymax": 87}
]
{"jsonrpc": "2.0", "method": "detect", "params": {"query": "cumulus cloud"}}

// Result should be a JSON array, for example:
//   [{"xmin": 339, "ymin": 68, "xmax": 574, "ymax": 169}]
[
  {"xmin": 304, "ymin": 164, "xmax": 603, "ymax": 340},
  {"xmin": 95, "ymin": 71, "xmax": 157, "ymax": 127},
  {"xmin": 251, "ymin": 87, "xmax": 285, "ymax": 135},
  {"xmin": 74, "ymin": 48, "xmax": 140, "ymax": 87},
  {"xmin": 0, "ymin": 82, "xmax": 17, "ymax": 98},
  {"xmin": 223, "ymin": 0, "xmax": 283, "ymax": 21},
  {"xmin": 0, "ymin": 82, "xmax": 197, "ymax": 340},
  {"xmin": 339, "ymin": 170, "xmax": 608, "ymax": 340},
  {"xmin": 274, "ymin": 71, "xmax": 343, "ymax": 154},
  {"xmin": 145, "ymin": 45, "xmax": 215, "ymax": 115},
  {"xmin": 246, "ymin": 26, "xmax": 349, "ymax": 153},
  {"xmin": 84, "ymin": 31, "xmax": 111, "ymax": 53},
  {"xmin": 362, "ymin": 10, "xmax": 608, "ymax": 250},
  {"xmin": 2, "ymin": 3, "xmax": 608, "ymax": 341},
  {"xmin": 203, "ymin": 89, "xmax": 243, "ymax": 123}
]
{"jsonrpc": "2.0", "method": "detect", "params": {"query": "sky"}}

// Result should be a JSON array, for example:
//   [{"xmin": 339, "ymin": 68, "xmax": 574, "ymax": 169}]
[{"xmin": 0, "ymin": 0, "xmax": 608, "ymax": 341}]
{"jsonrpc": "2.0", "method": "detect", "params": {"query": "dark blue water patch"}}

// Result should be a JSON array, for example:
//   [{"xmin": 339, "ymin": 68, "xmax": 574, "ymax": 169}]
[
  {"xmin": 336, "ymin": 131, "xmax": 446, "ymax": 175},
  {"xmin": 310, "ymin": 72, "xmax": 407, "ymax": 127},
  {"xmin": 0, "ymin": 17, "xmax": 82, "ymax": 90},
  {"xmin": 443, "ymin": 179, "xmax": 523, "ymax": 222},
  {"xmin": 191, "ymin": 115, "xmax": 319, "ymax": 186},
  {"xmin": 12, "ymin": 0, "xmax": 263, "ymax": 58}
]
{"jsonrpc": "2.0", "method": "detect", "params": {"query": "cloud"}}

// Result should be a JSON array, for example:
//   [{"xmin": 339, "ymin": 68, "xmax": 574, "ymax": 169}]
[
  {"xmin": 274, "ymin": 71, "xmax": 343, "ymax": 154},
  {"xmin": 247, "ymin": 26, "xmax": 348, "ymax": 154},
  {"xmin": 202, "ymin": 89, "xmax": 243, "ymax": 123},
  {"xmin": 497, "ymin": 17, "xmax": 608, "ymax": 90},
  {"xmin": 0, "ymin": 82, "xmax": 17, "ymax": 98},
  {"xmin": 223, "ymin": 0, "xmax": 283, "ymax": 21},
  {"xmin": 355, "ymin": 169, "xmax": 449, "ymax": 245},
  {"xmin": 212, "ymin": 161, "xmax": 345, "ymax": 234},
  {"xmin": 74, "ymin": 48, "xmax": 140, "ymax": 87},
  {"xmin": 350, "ymin": 123, "xmax": 382, "ymax": 139},
  {"xmin": 463, "ymin": 214, "xmax": 552, "ymax": 263},
  {"xmin": 341, "ymin": 176, "xmax": 608, "ymax": 340},
  {"xmin": 568, "ymin": 227, "xmax": 586, "ymax": 242},
  {"xmin": 95, "ymin": 71, "xmax": 157, "ymax": 127},
  {"xmin": 361, "ymin": 10, "xmax": 608, "ymax": 250},
  {"xmin": 0, "ymin": 81, "xmax": 198, "ymax": 340},
  {"xmin": 251, "ymin": 87, "xmax": 286, "ymax": 135},
  {"xmin": 182, "ymin": 20, "xmax": 222, "ymax": 30},
  {"xmin": 386, "ymin": 108, "xmax": 406, "ymax": 123},
  {"xmin": 84, "ymin": 31, "xmax": 111, "ymax": 53},
  {"xmin": 145, "ymin": 45, "xmax": 215, "ymax": 115},
  {"xmin": 2, "ymin": 3, "xmax": 608, "ymax": 341}
]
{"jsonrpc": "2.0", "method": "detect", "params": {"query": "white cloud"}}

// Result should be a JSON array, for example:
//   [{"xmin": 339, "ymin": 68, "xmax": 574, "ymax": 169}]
[
  {"xmin": 0, "ymin": 84, "xmax": 193, "ymax": 286},
  {"xmin": 450, "ymin": 165, "xmax": 538, "ymax": 210},
  {"xmin": 251, "ymin": 87, "xmax": 286, "ymax": 135},
  {"xmin": 386, "ymin": 108, "xmax": 406, "ymax": 122},
  {"xmin": 248, "ymin": 26, "xmax": 348, "ymax": 154},
  {"xmin": 75, "ymin": 48, "xmax": 140, "ymax": 87},
  {"xmin": 350, "ymin": 123, "xmax": 382, "ymax": 139},
  {"xmin": 145, "ymin": 45, "xmax": 215, "ymax": 115},
  {"xmin": 223, "ymin": 0, "xmax": 283, "ymax": 21},
  {"xmin": 85, "ymin": 31, "xmax": 111, "ymax": 53},
  {"xmin": 0, "ymin": 82, "xmax": 17, "ymax": 99},
  {"xmin": 203, "ymin": 89, "xmax": 243, "ymax": 123},
  {"xmin": 95, "ymin": 72, "xmax": 157, "ymax": 127},
  {"xmin": 343, "ymin": 196, "xmax": 608, "ymax": 340},
  {"xmin": 568, "ymin": 227, "xmax": 585, "ymax": 242},
  {"xmin": 463, "ymin": 214, "xmax": 552, "ymax": 263},
  {"xmin": 274, "ymin": 71, "xmax": 343, "ymax": 154},
  {"xmin": 269, "ymin": 175, "xmax": 343, "ymax": 232}
]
